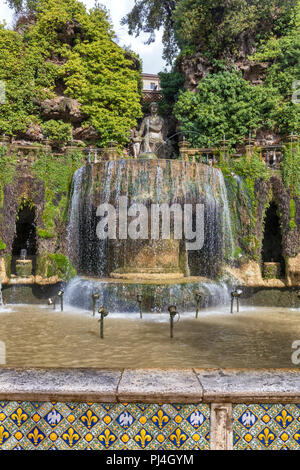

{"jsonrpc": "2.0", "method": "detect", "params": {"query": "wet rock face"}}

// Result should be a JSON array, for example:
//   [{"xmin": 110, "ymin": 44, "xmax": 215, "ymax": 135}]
[{"xmin": 40, "ymin": 96, "xmax": 85, "ymax": 124}]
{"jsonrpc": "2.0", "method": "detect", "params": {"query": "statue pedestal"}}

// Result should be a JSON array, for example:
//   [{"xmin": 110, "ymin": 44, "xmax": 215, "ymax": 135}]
[
  {"xmin": 16, "ymin": 259, "xmax": 32, "ymax": 278},
  {"xmin": 109, "ymin": 239, "xmax": 184, "ymax": 280}
]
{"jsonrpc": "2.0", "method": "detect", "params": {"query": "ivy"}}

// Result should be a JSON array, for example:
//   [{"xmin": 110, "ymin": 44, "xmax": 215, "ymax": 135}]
[{"xmin": 31, "ymin": 149, "xmax": 84, "ymax": 237}]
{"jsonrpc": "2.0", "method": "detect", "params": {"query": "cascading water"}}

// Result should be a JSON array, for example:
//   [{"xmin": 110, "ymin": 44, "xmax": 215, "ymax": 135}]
[
  {"xmin": 66, "ymin": 160, "xmax": 235, "ymax": 279},
  {"xmin": 65, "ymin": 159, "xmax": 235, "ymax": 313},
  {"xmin": 64, "ymin": 276, "xmax": 231, "ymax": 313}
]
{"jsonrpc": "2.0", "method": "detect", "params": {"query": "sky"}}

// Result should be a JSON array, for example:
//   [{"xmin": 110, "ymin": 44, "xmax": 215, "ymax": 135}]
[{"xmin": 0, "ymin": 0, "xmax": 166, "ymax": 73}]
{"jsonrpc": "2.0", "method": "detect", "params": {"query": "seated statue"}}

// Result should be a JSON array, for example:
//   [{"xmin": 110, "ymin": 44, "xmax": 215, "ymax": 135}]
[{"xmin": 137, "ymin": 102, "xmax": 165, "ymax": 157}]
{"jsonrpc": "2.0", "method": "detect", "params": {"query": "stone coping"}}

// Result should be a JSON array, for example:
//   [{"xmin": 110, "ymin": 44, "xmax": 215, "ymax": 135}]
[{"xmin": 0, "ymin": 368, "xmax": 300, "ymax": 404}]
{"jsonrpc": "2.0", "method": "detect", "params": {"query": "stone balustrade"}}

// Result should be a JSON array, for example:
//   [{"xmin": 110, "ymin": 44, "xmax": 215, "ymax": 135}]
[{"xmin": 0, "ymin": 135, "xmax": 299, "ymax": 169}]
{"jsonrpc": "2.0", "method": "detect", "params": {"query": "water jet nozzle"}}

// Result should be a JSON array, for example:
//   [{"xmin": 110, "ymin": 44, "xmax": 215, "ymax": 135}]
[
  {"xmin": 168, "ymin": 305, "xmax": 180, "ymax": 339},
  {"xmin": 98, "ymin": 306, "xmax": 109, "ymax": 339},
  {"xmin": 231, "ymin": 288, "xmax": 243, "ymax": 313},
  {"xmin": 57, "ymin": 290, "xmax": 64, "ymax": 311},
  {"xmin": 195, "ymin": 291, "xmax": 203, "ymax": 319},
  {"xmin": 137, "ymin": 293, "xmax": 143, "ymax": 319}
]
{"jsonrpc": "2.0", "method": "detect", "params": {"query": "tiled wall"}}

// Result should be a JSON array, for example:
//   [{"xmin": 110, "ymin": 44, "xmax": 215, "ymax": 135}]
[
  {"xmin": 233, "ymin": 404, "xmax": 300, "ymax": 450},
  {"xmin": 0, "ymin": 401, "xmax": 210, "ymax": 450},
  {"xmin": 2, "ymin": 401, "xmax": 300, "ymax": 450}
]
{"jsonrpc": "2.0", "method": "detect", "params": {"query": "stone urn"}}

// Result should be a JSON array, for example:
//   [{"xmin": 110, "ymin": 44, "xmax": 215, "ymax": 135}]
[
  {"xmin": 263, "ymin": 262, "xmax": 281, "ymax": 280},
  {"xmin": 16, "ymin": 259, "xmax": 33, "ymax": 278}
]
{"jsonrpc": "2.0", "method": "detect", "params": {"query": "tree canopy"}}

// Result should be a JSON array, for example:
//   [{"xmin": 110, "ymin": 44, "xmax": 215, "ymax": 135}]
[
  {"xmin": 121, "ymin": 0, "xmax": 178, "ymax": 64},
  {"xmin": 0, "ymin": 0, "xmax": 142, "ymax": 145},
  {"xmin": 174, "ymin": 71, "xmax": 279, "ymax": 147},
  {"xmin": 121, "ymin": 0, "xmax": 298, "ymax": 64},
  {"xmin": 173, "ymin": 0, "xmax": 298, "ymax": 60},
  {"xmin": 174, "ymin": 2, "xmax": 300, "ymax": 143}
]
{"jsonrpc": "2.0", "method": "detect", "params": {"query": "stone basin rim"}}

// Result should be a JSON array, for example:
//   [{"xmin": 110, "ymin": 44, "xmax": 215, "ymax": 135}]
[{"xmin": 0, "ymin": 367, "xmax": 300, "ymax": 404}]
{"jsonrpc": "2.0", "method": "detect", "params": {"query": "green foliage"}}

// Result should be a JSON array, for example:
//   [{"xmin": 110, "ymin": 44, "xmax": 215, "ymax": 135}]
[
  {"xmin": 5, "ymin": 0, "xmax": 38, "ymax": 12},
  {"xmin": 174, "ymin": 71, "xmax": 277, "ymax": 146},
  {"xmin": 281, "ymin": 143, "xmax": 300, "ymax": 197},
  {"xmin": 173, "ymin": 0, "xmax": 297, "ymax": 60},
  {"xmin": 42, "ymin": 120, "xmax": 72, "ymax": 144},
  {"xmin": 31, "ymin": 149, "xmax": 84, "ymax": 237},
  {"xmin": 290, "ymin": 198, "xmax": 297, "ymax": 229},
  {"xmin": 230, "ymin": 153, "xmax": 270, "ymax": 186},
  {"xmin": 121, "ymin": 0, "xmax": 178, "ymax": 64},
  {"xmin": 250, "ymin": 2, "xmax": 300, "ymax": 135},
  {"xmin": 36, "ymin": 253, "xmax": 76, "ymax": 280},
  {"xmin": 221, "ymin": 152, "xmax": 271, "ymax": 260},
  {"xmin": 0, "ymin": 0, "xmax": 142, "ymax": 145},
  {"xmin": 0, "ymin": 240, "xmax": 6, "ymax": 250},
  {"xmin": 0, "ymin": 146, "xmax": 17, "ymax": 189},
  {"xmin": 158, "ymin": 70, "xmax": 185, "ymax": 114}
]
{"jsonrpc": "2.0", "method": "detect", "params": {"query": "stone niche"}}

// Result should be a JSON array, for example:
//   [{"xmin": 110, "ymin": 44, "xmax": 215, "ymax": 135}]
[{"xmin": 286, "ymin": 254, "xmax": 300, "ymax": 286}]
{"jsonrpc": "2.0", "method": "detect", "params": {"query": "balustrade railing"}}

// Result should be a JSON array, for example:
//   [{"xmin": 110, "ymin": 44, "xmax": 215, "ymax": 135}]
[{"xmin": 0, "ymin": 134, "xmax": 298, "ymax": 168}]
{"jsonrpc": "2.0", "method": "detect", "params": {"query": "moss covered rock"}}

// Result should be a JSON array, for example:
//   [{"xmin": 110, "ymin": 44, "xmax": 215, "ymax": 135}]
[{"xmin": 36, "ymin": 254, "xmax": 76, "ymax": 281}]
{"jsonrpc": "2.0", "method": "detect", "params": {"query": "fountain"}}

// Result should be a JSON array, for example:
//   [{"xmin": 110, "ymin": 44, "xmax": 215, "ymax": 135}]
[{"xmin": 65, "ymin": 152, "xmax": 234, "ymax": 313}]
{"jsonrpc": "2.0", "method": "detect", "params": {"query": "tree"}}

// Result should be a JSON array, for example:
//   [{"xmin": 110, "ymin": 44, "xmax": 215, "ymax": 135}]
[
  {"xmin": 0, "ymin": 0, "xmax": 142, "ymax": 145},
  {"xmin": 250, "ymin": 1, "xmax": 300, "ymax": 135},
  {"xmin": 5, "ymin": 0, "xmax": 39, "ymax": 13},
  {"xmin": 173, "ymin": 0, "xmax": 298, "ymax": 60},
  {"xmin": 121, "ymin": 0, "xmax": 178, "ymax": 64},
  {"xmin": 174, "ymin": 71, "xmax": 279, "ymax": 146}
]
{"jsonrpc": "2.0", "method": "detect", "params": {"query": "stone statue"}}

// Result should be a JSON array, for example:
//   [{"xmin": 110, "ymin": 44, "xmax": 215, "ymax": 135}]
[
  {"xmin": 130, "ymin": 127, "xmax": 142, "ymax": 159},
  {"xmin": 137, "ymin": 102, "xmax": 165, "ymax": 157}
]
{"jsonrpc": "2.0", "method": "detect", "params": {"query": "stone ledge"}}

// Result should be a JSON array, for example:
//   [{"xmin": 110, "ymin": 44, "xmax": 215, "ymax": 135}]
[
  {"xmin": 0, "ymin": 367, "xmax": 299, "ymax": 403},
  {"xmin": 117, "ymin": 369, "xmax": 203, "ymax": 403},
  {"xmin": 196, "ymin": 368, "xmax": 300, "ymax": 403},
  {"xmin": 0, "ymin": 368, "xmax": 122, "ymax": 403}
]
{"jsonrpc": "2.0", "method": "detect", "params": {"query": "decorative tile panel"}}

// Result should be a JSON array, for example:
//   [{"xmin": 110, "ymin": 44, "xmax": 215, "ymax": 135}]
[
  {"xmin": 0, "ymin": 401, "xmax": 210, "ymax": 450},
  {"xmin": 233, "ymin": 404, "xmax": 300, "ymax": 450}
]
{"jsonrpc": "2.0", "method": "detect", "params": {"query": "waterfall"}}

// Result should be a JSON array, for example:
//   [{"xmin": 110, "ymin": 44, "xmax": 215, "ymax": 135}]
[
  {"xmin": 64, "ymin": 276, "xmax": 231, "ymax": 313},
  {"xmin": 66, "ymin": 160, "xmax": 235, "ymax": 278},
  {"xmin": 66, "ymin": 166, "xmax": 86, "ymax": 269}
]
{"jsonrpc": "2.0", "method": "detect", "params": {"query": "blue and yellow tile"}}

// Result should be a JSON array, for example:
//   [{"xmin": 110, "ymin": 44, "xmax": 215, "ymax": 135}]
[
  {"xmin": 233, "ymin": 404, "xmax": 300, "ymax": 450},
  {"xmin": 0, "ymin": 401, "xmax": 210, "ymax": 450}
]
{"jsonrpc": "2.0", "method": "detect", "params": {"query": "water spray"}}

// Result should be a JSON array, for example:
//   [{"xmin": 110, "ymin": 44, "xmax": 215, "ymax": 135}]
[{"xmin": 92, "ymin": 292, "xmax": 100, "ymax": 316}]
